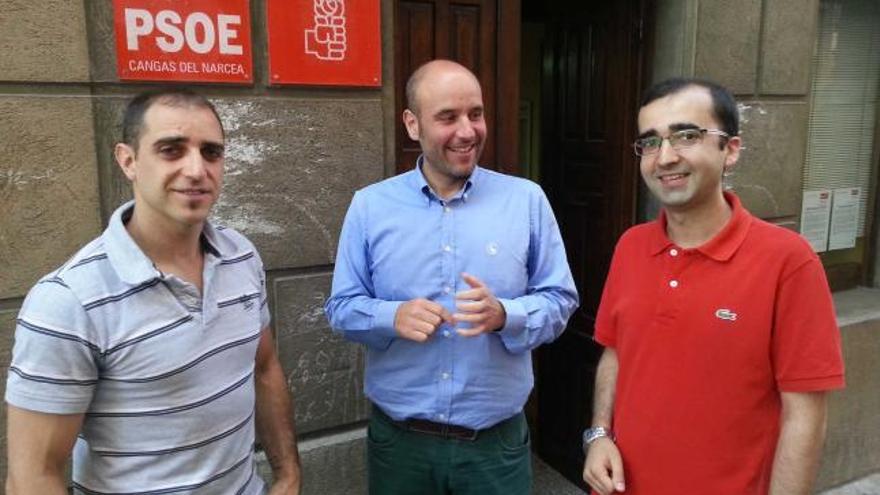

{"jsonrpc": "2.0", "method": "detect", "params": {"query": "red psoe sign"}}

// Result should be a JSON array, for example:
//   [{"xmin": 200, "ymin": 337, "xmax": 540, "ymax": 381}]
[
  {"xmin": 113, "ymin": 0, "xmax": 253, "ymax": 83},
  {"xmin": 267, "ymin": 0, "xmax": 382, "ymax": 87}
]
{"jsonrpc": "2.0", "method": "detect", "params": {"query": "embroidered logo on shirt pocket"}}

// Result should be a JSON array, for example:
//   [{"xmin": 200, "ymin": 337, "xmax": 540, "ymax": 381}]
[
  {"xmin": 714, "ymin": 308, "xmax": 738, "ymax": 322},
  {"xmin": 218, "ymin": 292, "xmax": 261, "ymax": 311}
]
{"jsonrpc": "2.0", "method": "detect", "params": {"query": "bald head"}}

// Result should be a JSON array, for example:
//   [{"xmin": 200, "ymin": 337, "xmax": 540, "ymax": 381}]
[{"xmin": 405, "ymin": 60, "xmax": 482, "ymax": 115}]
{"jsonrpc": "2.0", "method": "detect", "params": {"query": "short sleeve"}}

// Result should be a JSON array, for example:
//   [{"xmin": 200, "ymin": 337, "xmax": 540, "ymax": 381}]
[
  {"xmin": 772, "ymin": 256, "xmax": 845, "ymax": 392},
  {"xmin": 5, "ymin": 280, "xmax": 100, "ymax": 414}
]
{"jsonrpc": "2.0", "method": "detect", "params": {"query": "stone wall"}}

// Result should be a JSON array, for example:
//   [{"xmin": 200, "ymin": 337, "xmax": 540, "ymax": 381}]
[{"xmin": 0, "ymin": 0, "xmax": 394, "ymax": 488}]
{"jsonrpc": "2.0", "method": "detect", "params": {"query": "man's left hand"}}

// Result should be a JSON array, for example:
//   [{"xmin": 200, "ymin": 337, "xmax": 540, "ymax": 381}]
[{"xmin": 454, "ymin": 273, "xmax": 506, "ymax": 337}]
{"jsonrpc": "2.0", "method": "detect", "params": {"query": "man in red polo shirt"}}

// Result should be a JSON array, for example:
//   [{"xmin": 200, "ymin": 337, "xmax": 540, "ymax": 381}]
[{"xmin": 581, "ymin": 78, "xmax": 845, "ymax": 495}]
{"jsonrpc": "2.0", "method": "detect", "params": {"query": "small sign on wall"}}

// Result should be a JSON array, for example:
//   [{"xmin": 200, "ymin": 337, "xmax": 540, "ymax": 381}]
[
  {"xmin": 800, "ymin": 190, "xmax": 832, "ymax": 252},
  {"xmin": 828, "ymin": 188, "xmax": 861, "ymax": 251},
  {"xmin": 113, "ymin": 0, "xmax": 253, "ymax": 83},
  {"xmin": 267, "ymin": 0, "xmax": 382, "ymax": 87}
]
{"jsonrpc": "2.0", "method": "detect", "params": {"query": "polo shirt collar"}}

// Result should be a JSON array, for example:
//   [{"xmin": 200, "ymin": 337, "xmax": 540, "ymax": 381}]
[
  {"xmin": 649, "ymin": 191, "xmax": 753, "ymax": 261},
  {"xmin": 410, "ymin": 155, "xmax": 477, "ymax": 204},
  {"xmin": 104, "ymin": 200, "xmax": 224, "ymax": 285}
]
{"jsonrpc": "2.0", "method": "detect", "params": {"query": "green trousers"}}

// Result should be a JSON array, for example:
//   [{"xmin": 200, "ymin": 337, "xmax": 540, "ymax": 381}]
[{"xmin": 368, "ymin": 407, "xmax": 532, "ymax": 495}]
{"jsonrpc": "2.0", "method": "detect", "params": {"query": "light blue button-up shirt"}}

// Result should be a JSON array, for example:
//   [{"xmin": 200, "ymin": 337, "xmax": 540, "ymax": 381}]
[{"xmin": 324, "ymin": 162, "xmax": 578, "ymax": 429}]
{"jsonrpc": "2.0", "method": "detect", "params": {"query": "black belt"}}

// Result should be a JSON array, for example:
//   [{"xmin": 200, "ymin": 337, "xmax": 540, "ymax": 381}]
[
  {"xmin": 401, "ymin": 418, "xmax": 481, "ymax": 441},
  {"xmin": 374, "ymin": 405, "xmax": 513, "ymax": 442}
]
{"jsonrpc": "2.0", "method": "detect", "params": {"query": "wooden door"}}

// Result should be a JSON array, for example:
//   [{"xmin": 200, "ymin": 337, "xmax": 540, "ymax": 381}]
[
  {"xmin": 529, "ymin": 0, "xmax": 645, "ymax": 487},
  {"xmin": 394, "ymin": 0, "xmax": 520, "ymax": 174}
]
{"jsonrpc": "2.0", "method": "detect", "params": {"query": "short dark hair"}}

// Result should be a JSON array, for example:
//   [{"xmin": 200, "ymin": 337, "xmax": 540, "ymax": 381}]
[
  {"xmin": 640, "ymin": 77, "xmax": 739, "ymax": 138},
  {"xmin": 121, "ymin": 88, "xmax": 223, "ymax": 151}
]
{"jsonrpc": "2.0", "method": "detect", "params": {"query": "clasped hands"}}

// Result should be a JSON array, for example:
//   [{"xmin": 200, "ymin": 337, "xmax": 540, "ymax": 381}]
[{"xmin": 393, "ymin": 273, "xmax": 506, "ymax": 342}]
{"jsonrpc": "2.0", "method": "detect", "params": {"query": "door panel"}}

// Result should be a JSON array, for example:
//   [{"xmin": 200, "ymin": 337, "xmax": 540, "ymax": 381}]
[{"xmin": 394, "ymin": 0, "xmax": 518, "ymax": 174}]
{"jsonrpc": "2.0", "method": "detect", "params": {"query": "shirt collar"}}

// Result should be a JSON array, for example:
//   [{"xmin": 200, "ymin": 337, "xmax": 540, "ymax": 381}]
[
  {"xmin": 103, "ymin": 200, "xmax": 223, "ymax": 285},
  {"xmin": 410, "ymin": 154, "xmax": 478, "ymax": 205},
  {"xmin": 648, "ymin": 191, "xmax": 753, "ymax": 261}
]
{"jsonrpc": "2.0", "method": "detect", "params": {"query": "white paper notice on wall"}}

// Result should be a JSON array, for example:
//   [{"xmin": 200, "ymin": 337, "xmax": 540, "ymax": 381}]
[
  {"xmin": 828, "ymin": 188, "xmax": 861, "ymax": 251},
  {"xmin": 800, "ymin": 190, "xmax": 832, "ymax": 252}
]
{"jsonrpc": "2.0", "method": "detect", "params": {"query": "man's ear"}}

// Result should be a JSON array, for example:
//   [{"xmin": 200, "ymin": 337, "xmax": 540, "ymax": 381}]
[
  {"xmin": 403, "ymin": 109, "xmax": 420, "ymax": 141},
  {"xmin": 723, "ymin": 135, "xmax": 742, "ymax": 171},
  {"xmin": 114, "ymin": 143, "xmax": 137, "ymax": 182}
]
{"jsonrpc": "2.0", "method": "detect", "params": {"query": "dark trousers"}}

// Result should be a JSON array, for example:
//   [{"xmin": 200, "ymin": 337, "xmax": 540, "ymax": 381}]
[{"xmin": 368, "ymin": 406, "xmax": 532, "ymax": 495}]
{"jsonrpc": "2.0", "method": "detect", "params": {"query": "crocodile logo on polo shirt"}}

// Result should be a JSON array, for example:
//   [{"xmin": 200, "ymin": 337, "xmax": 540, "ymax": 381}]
[{"xmin": 715, "ymin": 308, "xmax": 738, "ymax": 321}]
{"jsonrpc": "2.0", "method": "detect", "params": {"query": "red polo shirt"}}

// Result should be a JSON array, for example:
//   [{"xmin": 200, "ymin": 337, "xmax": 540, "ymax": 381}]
[{"xmin": 594, "ymin": 192, "xmax": 845, "ymax": 495}]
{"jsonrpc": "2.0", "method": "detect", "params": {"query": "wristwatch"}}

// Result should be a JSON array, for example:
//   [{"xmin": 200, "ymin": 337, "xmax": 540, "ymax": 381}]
[{"xmin": 582, "ymin": 427, "xmax": 614, "ymax": 451}]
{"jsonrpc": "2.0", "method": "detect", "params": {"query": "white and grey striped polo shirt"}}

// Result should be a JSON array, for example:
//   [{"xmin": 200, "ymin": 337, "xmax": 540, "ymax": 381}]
[{"xmin": 6, "ymin": 201, "xmax": 270, "ymax": 495}]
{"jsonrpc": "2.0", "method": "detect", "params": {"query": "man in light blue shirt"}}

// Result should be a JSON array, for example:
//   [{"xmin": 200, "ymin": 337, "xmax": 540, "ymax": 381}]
[{"xmin": 325, "ymin": 59, "xmax": 578, "ymax": 495}]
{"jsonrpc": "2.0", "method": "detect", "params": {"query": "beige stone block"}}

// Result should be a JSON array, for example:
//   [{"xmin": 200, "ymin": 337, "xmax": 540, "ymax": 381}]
[
  {"xmin": 0, "ymin": 0, "xmax": 91, "ymax": 82},
  {"xmin": 210, "ymin": 98, "xmax": 385, "ymax": 269},
  {"xmin": 695, "ymin": 0, "xmax": 761, "ymax": 94},
  {"xmin": 730, "ymin": 101, "xmax": 808, "ymax": 219},
  {"xmin": 760, "ymin": 0, "xmax": 819, "ymax": 95},
  {"xmin": 0, "ymin": 308, "xmax": 18, "ymax": 483},
  {"xmin": 84, "ymin": 1, "xmax": 119, "ymax": 83},
  {"xmin": 272, "ymin": 273, "xmax": 369, "ymax": 435},
  {"xmin": 0, "ymin": 97, "xmax": 102, "ymax": 299}
]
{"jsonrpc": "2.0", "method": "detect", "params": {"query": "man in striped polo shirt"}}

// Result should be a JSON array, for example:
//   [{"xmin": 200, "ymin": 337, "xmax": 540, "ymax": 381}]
[{"xmin": 5, "ymin": 89, "xmax": 301, "ymax": 494}]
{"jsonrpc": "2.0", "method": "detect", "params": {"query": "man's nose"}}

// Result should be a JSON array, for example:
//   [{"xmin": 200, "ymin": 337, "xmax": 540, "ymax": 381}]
[
  {"xmin": 182, "ymin": 151, "xmax": 208, "ymax": 178},
  {"xmin": 455, "ymin": 117, "xmax": 476, "ymax": 140},
  {"xmin": 656, "ymin": 139, "xmax": 680, "ymax": 167}
]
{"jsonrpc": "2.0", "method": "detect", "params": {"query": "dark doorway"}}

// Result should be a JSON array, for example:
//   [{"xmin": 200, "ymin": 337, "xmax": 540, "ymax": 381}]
[{"xmin": 522, "ymin": 0, "xmax": 645, "ymax": 488}]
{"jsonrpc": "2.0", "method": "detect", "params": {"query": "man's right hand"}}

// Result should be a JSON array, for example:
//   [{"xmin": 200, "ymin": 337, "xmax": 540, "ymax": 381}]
[
  {"xmin": 394, "ymin": 299, "xmax": 454, "ymax": 342},
  {"xmin": 583, "ymin": 437, "xmax": 626, "ymax": 494}
]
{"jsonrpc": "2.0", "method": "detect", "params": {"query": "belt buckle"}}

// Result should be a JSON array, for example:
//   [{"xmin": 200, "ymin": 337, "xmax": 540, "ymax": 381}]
[{"xmin": 455, "ymin": 427, "xmax": 479, "ymax": 442}]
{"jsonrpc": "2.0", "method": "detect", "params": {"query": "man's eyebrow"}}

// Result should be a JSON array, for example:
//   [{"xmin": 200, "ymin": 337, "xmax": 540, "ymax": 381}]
[
  {"xmin": 434, "ymin": 109, "xmax": 456, "ymax": 119},
  {"xmin": 669, "ymin": 122, "xmax": 701, "ymax": 131},
  {"xmin": 638, "ymin": 122, "xmax": 701, "ymax": 139},
  {"xmin": 152, "ymin": 136, "xmax": 188, "ymax": 148}
]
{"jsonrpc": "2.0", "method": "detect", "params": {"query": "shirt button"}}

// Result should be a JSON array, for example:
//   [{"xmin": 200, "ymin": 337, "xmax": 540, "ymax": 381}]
[
  {"xmin": 443, "ymin": 245, "xmax": 452, "ymax": 252},
  {"xmin": 669, "ymin": 280, "xmax": 679, "ymax": 288},
  {"xmin": 443, "ymin": 330, "xmax": 452, "ymax": 338},
  {"xmin": 437, "ymin": 413, "xmax": 446, "ymax": 420},
  {"xmin": 670, "ymin": 248, "xmax": 679, "ymax": 256},
  {"xmin": 444, "ymin": 206, "xmax": 452, "ymax": 213},
  {"xmin": 441, "ymin": 372, "xmax": 450, "ymax": 380},
  {"xmin": 443, "ymin": 286, "xmax": 452, "ymax": 294}
]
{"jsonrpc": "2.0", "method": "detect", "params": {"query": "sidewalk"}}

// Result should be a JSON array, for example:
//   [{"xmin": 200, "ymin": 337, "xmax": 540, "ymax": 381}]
[
  {"xmin": 819, "ymin": 472, "xmax": 880, "ymax": 495},
  {"xmin": 533, "ymin": 456, "xmax": 585, "ymax": 494}
]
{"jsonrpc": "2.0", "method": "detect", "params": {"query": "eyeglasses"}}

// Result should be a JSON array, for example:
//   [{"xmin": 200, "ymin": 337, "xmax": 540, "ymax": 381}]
[{"xmin": 633, "ymin": 128, "xmax": 730, "ymax": 156}]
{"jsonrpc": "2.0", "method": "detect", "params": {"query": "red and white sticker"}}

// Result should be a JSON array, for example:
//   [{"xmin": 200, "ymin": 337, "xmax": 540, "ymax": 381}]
[{"xmin": 267, "ymin": 0, "xmax": 382, "ymax": 87}]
